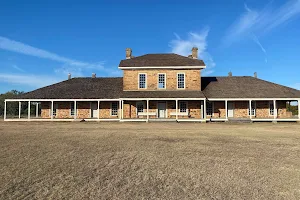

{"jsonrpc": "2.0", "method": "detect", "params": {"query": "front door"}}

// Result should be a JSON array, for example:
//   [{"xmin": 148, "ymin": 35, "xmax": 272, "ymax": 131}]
[
  {"xmin": 91, "ymin": 102, "xmax": 98, "ymax": 118},
  {"xmin": 228, "ymin": 102, "xmax": 234, "ymax": 118},
  {"xmin": 158, "ymin": 102, "xmax": 166, "ymax": 118}
]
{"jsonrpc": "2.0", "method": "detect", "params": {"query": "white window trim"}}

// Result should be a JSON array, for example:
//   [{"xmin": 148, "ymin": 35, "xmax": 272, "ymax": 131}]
[
  {"xmin": 157, "ymin": 73, "xmax": 166, "ymax": 89},
  {"xmin": 206, "ymin": 101, "xmax": 214, "ymax": 116},
  {"xmin": 138, "ymin": 73, "xmax": 147, "ymax": 89},
  {"xmin": 269, "ymin": 101, "xmax": 275, "ymax": 116},
  {"xmin": 177, "ymin": 73, "xmax": 185, "ymax": 89},
  {"xmin": 248, "ymin": 101, "xmax": 256, "ymax": 116},
  {"xmin": 136, "ymin": 101, "xmax": 145, "ymax": 117},
  {"xmin": 179, "ymin": 101, "xmax": 188, "ymax": 113},
  {"xmin": 110, "ymin": 102, "xmax": 118, "ymax": 116},
  {"xmin": 70, "ymin": 102, "xmax": 75, "ymax": 117}
]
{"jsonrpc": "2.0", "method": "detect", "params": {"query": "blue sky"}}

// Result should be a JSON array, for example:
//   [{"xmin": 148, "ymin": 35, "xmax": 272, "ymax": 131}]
[{"xmin": 1, "ymin": 0, "xmax": 300, "ymax": 93}]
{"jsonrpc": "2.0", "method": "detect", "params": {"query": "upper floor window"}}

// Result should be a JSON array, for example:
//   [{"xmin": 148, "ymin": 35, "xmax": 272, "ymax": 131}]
[
  {"xmin": 111, "ymin": 102, "xmax": 118, "ymax": 116},
  {"xmin": 177, "ymin": 73, "xmax": 185, "ymax": 89},
  {"xmin": 139, "ymin": 73, "xmax": 147, "ymax": 89},
  {"xmin": 158, "ymin": 73, "xmax": 166, "ymax": 89}
]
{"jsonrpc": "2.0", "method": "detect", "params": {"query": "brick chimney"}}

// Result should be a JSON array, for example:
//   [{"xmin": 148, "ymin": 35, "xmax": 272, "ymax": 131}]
[
  {"xmin": 192, "ymin": 47, "xmax": 198, "ymax": 59},
  {"xmin": 228, "ymin": 72, "xmax": 232, "ymax": 77},
  {"xmin": 68, "ymin": 73, "xmax": 71, "ymax": 80},
  {"xmin": 254, "ymin": 72, "xmax": 257, "ymax": 78},
  {"xmin": 126, "ymin": 48, "xmax": 132, "ymax": 59},
  {"xmin": 92, "ymin": 73, "xmax": 96, "ymax": 78}
]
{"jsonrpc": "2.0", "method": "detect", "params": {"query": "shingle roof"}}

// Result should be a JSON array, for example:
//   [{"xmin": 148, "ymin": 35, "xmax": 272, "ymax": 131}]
[
  {"xmin": 121, "ymin": 91, "xmax": 205, "ymax": 98},
  {"xmin": 202, "ymin": 76, "xmax": 300, "ymax": 98},
  {"xmin": 119, "ymin": 54, "xmax": 205, "ymax": 67},
  {"xmin": 15, "ymin": 77, "xmax": 123, "ymax": 99},
  {"xmin": 13, "ymin": 76, "xmax": 300, "ymax": 100}
]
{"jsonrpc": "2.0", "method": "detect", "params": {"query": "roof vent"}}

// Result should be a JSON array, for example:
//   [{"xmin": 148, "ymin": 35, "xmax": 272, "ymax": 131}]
[
  {"xmin": 92, "ymin": 73, "xmax": 96, "ymax": 78},
  {"xmin": 126, "ymin": 48, "xmax": 132, "ymax": 59},
  {"xmin": 254, "ymin": 72, "xmax": 257, "ymax": 78},
  {"xmin": 192, "ymin": 47, "xmax": 198, "ymax": 59},
  {"xmin": 228, "ymin": 72, "xmax": 232, "ymax": 77},
  {"xmin": 68, "ymin": 73, "xmax": 71, "ymax": 80}
]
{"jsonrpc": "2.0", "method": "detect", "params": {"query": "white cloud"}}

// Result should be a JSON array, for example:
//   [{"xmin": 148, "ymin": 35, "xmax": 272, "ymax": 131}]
[
  {"xmin": 12, "ymin": 64, "xmax": 25, "ymax": 72},
  {"xmin": 251, "ymin": 34, "xmax": 267, "ymax": 63},
  {"xmin": 169, "ymin": 28, "xmax": 215, "ymax": 75},
  {"xmin": 0, "ymin": 73, "xmax": 60, "ymax": 87},
  {"xmin": 0, "ymin": 36, "xmax": 105, "ymax": 75}
]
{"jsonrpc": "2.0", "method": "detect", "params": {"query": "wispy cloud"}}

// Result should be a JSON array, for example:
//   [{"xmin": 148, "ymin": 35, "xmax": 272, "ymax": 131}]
[
  {"xmin": 169, "ymin": 28, "xmax": 216, "ymax": 75},
  {"xmin": 0, "ymin": 36, "xmax": 105, "ymax": 75},
  {"xmin": 12, "ymin": 64, "xmax": 25, "ymax": 72},
  {"xmin": 0, "ymin": 73, "xmax": 60, "ymax": 87},
  {"xmin": 251, "ymin": 34, "xmax": 267, "ymax": 63}
]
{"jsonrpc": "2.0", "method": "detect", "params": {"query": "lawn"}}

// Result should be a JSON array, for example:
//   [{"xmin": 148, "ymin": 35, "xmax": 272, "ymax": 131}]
[{"xmin": 1, "ymin": 121, "xmax": 300, "ymax": 199}]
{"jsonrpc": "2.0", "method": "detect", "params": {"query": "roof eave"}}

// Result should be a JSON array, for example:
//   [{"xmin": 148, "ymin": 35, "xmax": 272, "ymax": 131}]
[{"xmin": 118, "ymin": 65, "xmax": 206, "ymax": 69}]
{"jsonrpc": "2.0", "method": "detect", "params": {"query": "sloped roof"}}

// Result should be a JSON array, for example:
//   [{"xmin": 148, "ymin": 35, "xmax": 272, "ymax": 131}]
[
  {"xmin": 202, "ymin": 76, "xmax": 300, "ymax": 98},
  {"xmin": 119, "ymin": 54, "xmax": 205, "ymax": 67},
  {"xmin": 121, "ymin": 91, "xmax": 205, "ymax": 98},
  {"xmin": 15, "ymin": 77, "xmax": 123, "ymax": 99}
]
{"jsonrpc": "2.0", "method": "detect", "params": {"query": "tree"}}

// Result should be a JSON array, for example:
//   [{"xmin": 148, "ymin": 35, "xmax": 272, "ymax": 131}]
[{"xmin": 0, "ymin": 90, "xmax": 24, "ymax": 116}]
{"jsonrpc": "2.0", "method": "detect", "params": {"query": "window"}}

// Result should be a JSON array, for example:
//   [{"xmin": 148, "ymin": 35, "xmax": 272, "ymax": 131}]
[
  {"xmin": 70, "ymin": 102, "xmax": 75, "ymax": 116},
  {"xmin": 179, "ymin": 101, "xmax": 187, "ymax": 113},
  {"xmin": 111, "ymin": 102, "xmax": 118, "ymax": 116},
  {"xmin": 158, "ymin": 74, "xmax": 166, "ymax": 89},
  {"xmin": 53, "ymin": 103, "xmax": 58, "ymax": 116},
  {"xmin": 206, "ymin": 102, "xmax": 213, "ymax": 116},
  {"xmin": 177, "ymin": 73, "xmax": 185, "ymax": 89},
  {"xmin": 248, "ymin": 101, "xmax": 256, "ymax": 116},
  {"xmin": 139, "ymin": 73, "xmax": 146, "ymax": 89},
  {"xmin": 136, "ymin": 102, "xmax": 144, "ymax": 114},
  {"xmin": 269, "ymin": 101, "xmax": 274, "ymax": 115}
]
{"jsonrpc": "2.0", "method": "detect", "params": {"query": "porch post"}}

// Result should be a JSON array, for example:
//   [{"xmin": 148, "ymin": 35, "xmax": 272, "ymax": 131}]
[
  {"xmin": 225, "ymin": 100, "xmax": 228, "ymax": 120},
  {"xmin": 175, "ymin": 99, "xmax": 178, "ymax": 121},
  {"xmin": 36, "ymin": 102, "xmax": 39, "ymax": 118},
  {"xmin": 298, "ymin": 99, "xmax": 300, "ymax": 119},
  {"xmin": 28, "ymin": 101, "xmax": 31, "ymax": 119},
  {"xmin": 51, "ymin": 101, "xmax": 54, "ymax": 120},
  {"xmin": 19, "ymin": 101, "xmax": 21, "ymax": 119},
  {"xmin": 249, "ymin": 100, "xmax": 252, "ymax": 119},
  {"xmin": 146, "ymin": 99, "xmax": 149, "ymax": 122},
  {"xmin": 200, "ymin": 100, "xmax": 203, "ymax": 119},
  {"xmin": 4, "ymin": 100, "xmax": 7, "ymax": 120},
  {"xmin": 274, "ymin": 100, "xmax": 277, "ymax": 119},
  {"xmin": 97, "ymin": 100, "xmax": 100, "ymax": 120},
  {"xmin": 119, "ymin": 100, "xmax": 121, "ymax": 120},
  {"xmin": 204, "ymin": 99, "xmax": 207, "ymax": 120},
  {"xmin": 121, "ymin": 100, "xmax": 124, "ymax": 119},
  {"xmin": 74, "ymin": 101, "xmax": 77, "ymax": 120}
]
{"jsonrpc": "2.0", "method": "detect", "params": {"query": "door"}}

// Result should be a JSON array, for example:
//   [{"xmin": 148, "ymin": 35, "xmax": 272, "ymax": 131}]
[
  {"xmin": 91, "ymin": 102, "xmax": 98, "ymax": 118},
  {"xmin": 228, "ymin": 102, "xmax": 234, "ymax": 118},
  {"xmin": 158, "ymin": 102, "xmax": 166, "ymax": 118}
]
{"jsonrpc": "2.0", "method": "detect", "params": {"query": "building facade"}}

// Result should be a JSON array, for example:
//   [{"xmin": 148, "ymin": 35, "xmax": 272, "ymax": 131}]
[{"xmin": 4, "ymin": 47, "xmax": 300, "ymax": 122}]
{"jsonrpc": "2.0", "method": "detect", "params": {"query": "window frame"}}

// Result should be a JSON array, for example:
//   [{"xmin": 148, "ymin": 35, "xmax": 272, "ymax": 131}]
[
  {"xmin": 206, "ymin": 101, "xmax": 213, "ymax": 116},
  {"xmin": 53, "ymin": 103, "xmax": 58, "ymax": 116},
  {"xmin": 70, "ymin": 102, "xmax": 75, "ymax": 116},
  {"xmin": 269, "ymin": 101, "xmax": 274, "ymax": 116},
  {"xmin": 179, "ymin": 101, "xmax": 188, "ymax": 113},
  {"xmin": 248, "ymin": 101, "xmax": 256, "ymax": 116},
  {"xmin": 136, "ymin": 101, "xmax": 145, "ymax": 117},
  {"xmin": 138, "ymin": 73, "xmax": 147, "ymax": 89},
  {"xmin": 110, "ymin": 102, "xmax": 118, "ymax": 116},
  {"xmin": 177, "ymin": 73, "xmax": 185, "ymax": 89},
  {"xmin": 157, "ymin": 73, "xmax": 166, "ymax": 89}
]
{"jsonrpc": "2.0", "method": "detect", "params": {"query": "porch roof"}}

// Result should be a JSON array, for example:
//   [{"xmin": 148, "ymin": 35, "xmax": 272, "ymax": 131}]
[{"xmin": 121, "ymin": 91, "xmax": 205, "ymax": 99}]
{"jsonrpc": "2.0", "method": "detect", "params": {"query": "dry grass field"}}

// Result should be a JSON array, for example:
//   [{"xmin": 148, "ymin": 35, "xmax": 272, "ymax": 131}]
[{"xmin": 1, "ymin": 121, "xmax": 300, "ymax": 199}]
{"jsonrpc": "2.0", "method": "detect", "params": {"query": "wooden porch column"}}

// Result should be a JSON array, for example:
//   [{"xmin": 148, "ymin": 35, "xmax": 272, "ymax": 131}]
[
  {"xmin": 298, "ymin": 99, "xmax": 300, "ymax": 119},
  {"xmin": 28, "ymin": 101, "xmax": 31, "ymax": 119},
  {"xmin": 274, "ymin": 100, "xmax": 277, "ymax": 119},
  {"xmin": 225, "ymin": 100, "xmax": 228, "ymax": 120},
  {"xmin": 97, "ymin": 100, "xmax": 100, "ymax": 120},
  {"xmin": 74, "ymin": 101, "xmax": 77, "ymax": 120},
  {"xmin": 121, "ymin": 100, "xmax": 124, "ymax": 119},
  {"xmin": 19, "ymin": 101, "xmax": 21, "ymax": 119},
  {"xmin": 119, "ymin": 100, "xmax": 121, "ymax": 120},
  {"xmin": 200, "ymin": 100, "xmax": 203, "ymax": 119},
  {"xmin": 4, "ymin": 100, "xmax": 7, "ymax": 120},
  {"xmin": 175, "ymin": 99, "xmax": 178, "ymax": 121},
  {"xmin": 146, "ymin": 100, "xmax": 149, "ymax": 122},
  {"xmin": 204, "ymin": 99, "xmax": 207, "ymax": 120},
  {"xmin": 36, "ymin": 102, "xmax": 39, "ymax": 118},
  {"xmin": 51, "ymin": 101, "xmax": 54, "ymax": 120},
  {"xmin": 249, "ymin": 100, "xmax": 252, "ymax": 119}
]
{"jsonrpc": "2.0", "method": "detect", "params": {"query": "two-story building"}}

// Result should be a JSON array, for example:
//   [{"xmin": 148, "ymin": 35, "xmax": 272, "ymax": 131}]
[{"xmin": 4, "ymin": 47, "xmax": 300, "ymax": 122}]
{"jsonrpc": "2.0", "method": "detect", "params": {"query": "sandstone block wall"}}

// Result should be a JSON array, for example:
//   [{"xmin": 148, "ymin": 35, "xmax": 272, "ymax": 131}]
[{"xmin": 123, "ymin": 69, "xmax": 201, "ymax": 91}]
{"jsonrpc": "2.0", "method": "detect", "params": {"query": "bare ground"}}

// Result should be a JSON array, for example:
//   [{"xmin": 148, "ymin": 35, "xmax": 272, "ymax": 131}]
[{"xmin": 1, "ymin": 121, "xmax": 300, "ymax": 200}]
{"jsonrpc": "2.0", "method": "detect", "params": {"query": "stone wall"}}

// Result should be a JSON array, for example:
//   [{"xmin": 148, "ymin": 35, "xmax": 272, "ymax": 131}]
[
  {"xmin": 123, "ymin": 69, "xmax": 201, "ymax": 91},
  {"xmin": 41, "ymin": 102, "xmax": 51, "ymax": 118},
  {"xmin": 77, "ymin": 102, "xmax": 90, "ymax": 119},
  {"xmin": 99, "ymin": 101, "xmax": 120, "ymax": 119},
  {"xmin": 55, "ymin": 102, "xmax": 72, "ymax": 119},
  {"xmin": 234, "ymin": 101, "xmax": 249, "ymax": 118},
  {"xmin": 210, "ymin": 101, "xmax": 226, "ymax": 118}
]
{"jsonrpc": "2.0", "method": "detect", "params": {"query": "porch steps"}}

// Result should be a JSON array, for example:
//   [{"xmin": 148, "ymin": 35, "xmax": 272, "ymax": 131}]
[{"xmin": 228, "ymin": 118, "xmax": 252, "ymax": 123}]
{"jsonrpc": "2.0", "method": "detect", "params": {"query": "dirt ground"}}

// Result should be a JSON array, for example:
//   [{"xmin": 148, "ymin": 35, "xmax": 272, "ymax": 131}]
[{"xmin": 1, "ymin": 121, "xmax": 300, "ymax": 199}]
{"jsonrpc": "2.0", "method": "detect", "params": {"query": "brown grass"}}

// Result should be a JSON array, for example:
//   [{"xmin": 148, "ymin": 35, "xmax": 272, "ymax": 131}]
[{"xmin": 1, "ymin": 121, "xmax": 300, "ymax": 199}]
